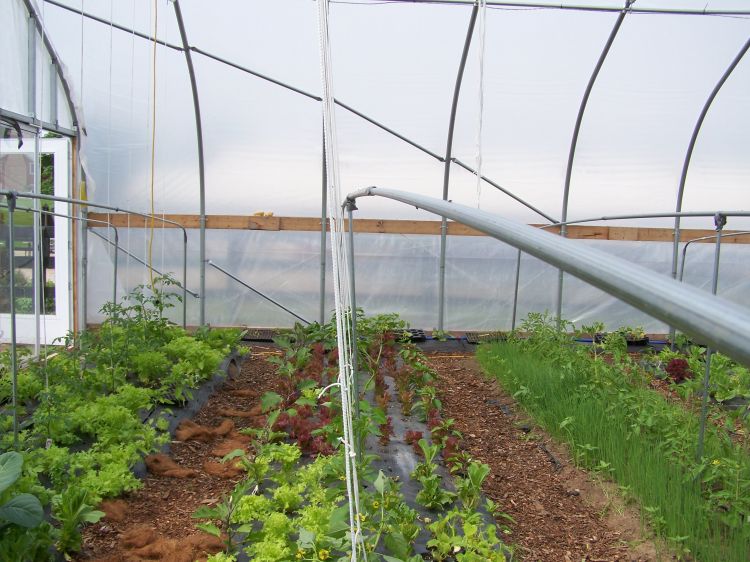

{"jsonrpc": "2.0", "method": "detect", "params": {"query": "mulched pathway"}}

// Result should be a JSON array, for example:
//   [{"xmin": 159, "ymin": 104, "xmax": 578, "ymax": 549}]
[
  {"xmin": 427, "ymin": 351, "xmax": 669, "ymax": 562},
  {"xmin": 75, "ymin": 344, "xmax": 670, "ymax": 561},
  {"xmin": 76, "ymin": 344, "xmax": 281, "ymax": 562}
]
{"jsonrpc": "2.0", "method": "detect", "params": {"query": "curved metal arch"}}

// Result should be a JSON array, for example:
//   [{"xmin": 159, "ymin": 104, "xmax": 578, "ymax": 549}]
[
  {"xmin": 556, "ymin": 0, "xmax": 633, "ymax": 323},
  {"xmin": 172, "ymin": 0, "xmax": 207, "ymax": 327},
  {"xmin": 667, "ymin": 37, "xmax": 750, "ymax": 345},
  {"xmin": 437, "ymin": 4, "xmax": 478, "ymax": 331},
  {"xmin": 671, "ymin": 37, "xmax": 750, "ymax": 280}
]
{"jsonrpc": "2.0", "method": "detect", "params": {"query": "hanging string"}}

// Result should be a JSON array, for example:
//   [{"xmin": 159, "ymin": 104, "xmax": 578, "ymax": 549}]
[
  {"xmin": 39, "ymin": 0, "xmax": 49, "ymax": 379},
  {"xmin": 147, "ymin": 0, "xmax": 159, "ymax": 286},
  {"xmin": 107, "ymin": 0, "xmax": 113, "ymax": 208},
  {"xmin": 315, "ymin": 2, "xmax": 365, "ymax": 560},
  {"xmin": 475, "ymin": 0, "xmax": 487, "ymax": 208},
  {"xmin": 126, "ymin": 0, "xmax": 136, "ymax": 295},
  {"xmin": 161, "ymin": 211, "xmax": 165, "ymax": 282},
  {"xmin": 79, "ymin": 0, "xmax": 84, "ymax": 117}
]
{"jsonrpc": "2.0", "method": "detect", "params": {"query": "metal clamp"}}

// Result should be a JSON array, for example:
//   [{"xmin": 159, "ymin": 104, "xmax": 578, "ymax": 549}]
[
  {"xmin": 714, "ymin": 213, "xmax": 727, "ymax": 231},
  {"xmin": 5, "ymin": 191, "xmax": 17, "ymax": 212}
]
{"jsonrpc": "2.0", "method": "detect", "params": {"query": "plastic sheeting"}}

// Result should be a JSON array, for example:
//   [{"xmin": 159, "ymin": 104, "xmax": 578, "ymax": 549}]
[
  {"xmin": 0, "ymin": 0, "xmax": 30, "ymax": 116},
  {"xmin": 0, "ymin": 0, "xmax": 75, "ymax": 130},
  {"xmin": 85, "ymin": 226, "xmax": 750, "ymax": 332},
  {"xmin": 6, "ymin": 0, "xmax": 750, "ymax": 330},
  {"xmin": 36, "ymin": 0, "xmax": 750, "ymax": 224}
]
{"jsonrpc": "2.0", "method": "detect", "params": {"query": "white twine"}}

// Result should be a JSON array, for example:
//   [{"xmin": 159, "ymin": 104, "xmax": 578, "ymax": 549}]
[
  {"xmin": 315, "ymin": 2, "xmax": 366, "ymax": 560},
  {"xmin": 475, "ymin": 0, "xmax": 487, "ymax": 209},
  {"xmin": 318, "ymin": 381, "xmax": 341, "ymax": 399}
]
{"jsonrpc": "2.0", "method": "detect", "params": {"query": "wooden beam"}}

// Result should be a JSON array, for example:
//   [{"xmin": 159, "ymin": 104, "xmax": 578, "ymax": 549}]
[{"xmin": 85, "ymin": 212, "xmax": 750, "ymax": 244}]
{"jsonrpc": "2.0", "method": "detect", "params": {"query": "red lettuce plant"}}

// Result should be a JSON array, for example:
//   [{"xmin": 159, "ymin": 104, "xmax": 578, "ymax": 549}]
[{"xmin": 666, "ymin": 358, "xmax": 693, "ymax": 383}]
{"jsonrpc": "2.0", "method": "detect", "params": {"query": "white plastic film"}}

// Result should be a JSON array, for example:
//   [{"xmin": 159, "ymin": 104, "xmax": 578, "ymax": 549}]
[
  {"xmin": 84, "ymin": 226, "xmax": 749, "ymax": 333},
  {"xmin": 15, "ymin": 0, "xmax": 749, "ymax": 331},
  {"xmin": 1, "ymin": 0, "xmax": 30, "ymax": 116}
]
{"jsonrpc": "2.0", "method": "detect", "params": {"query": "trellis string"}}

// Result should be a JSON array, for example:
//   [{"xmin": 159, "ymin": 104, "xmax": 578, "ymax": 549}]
[
  {"xmin": 476, "ymin": 0, "xmax": 487, "ymax": 208},
  {"xmin": 315, "ymin": 1, "xmax": 366, "ymax": 560}
]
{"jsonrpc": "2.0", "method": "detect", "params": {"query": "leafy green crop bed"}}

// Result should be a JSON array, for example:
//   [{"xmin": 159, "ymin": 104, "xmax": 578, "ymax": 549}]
[
  {"xmin": 195, "ymin": 317, "xmax": 510, "ymax": 562},
  {"xmin": 478, "ymin": 313, "xmax": 750, "ymax": 562},
  {"xmin": 2, "ymin": 298, "xmax": 513, "ymax": 561},
  {"xmin": 0, "ymin": 276, "xmax": 244, "ymax": 559}
]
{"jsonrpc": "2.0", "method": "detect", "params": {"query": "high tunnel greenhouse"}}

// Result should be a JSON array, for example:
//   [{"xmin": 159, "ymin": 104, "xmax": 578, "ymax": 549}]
[{"xmin": 1, "ymin": 1, "xmax": 750, "ymax": 561}]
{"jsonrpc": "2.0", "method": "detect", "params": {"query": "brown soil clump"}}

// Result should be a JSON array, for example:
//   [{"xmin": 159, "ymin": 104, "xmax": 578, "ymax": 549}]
[
  {"xmin": 174, "ymin": 420, "xmax": 215, "ymax": 442},
  {"xmin": 210, "ymin": 438, "xmax": 250, "ymax": 458},
  {"xmin": 175, "ymin": 419, "xmax": 235, "ymax": 442},
  {"xmin": 216, "ymin": 407, "xmax": 255, "ymax": 418},
  {"xmin": 203, "ymin": 459, "xmax": 245, "ymax": 478},
  {"xmin": 145, "ymin": 454, "xmax": 198, "ymax": 478},
  {"xmin": 120, "ymin": 526, "xmax": 223, "ymax": 561},
  {"xmin": 120, "ymin": 525, "xmax": 158, "ymax": 549},
  {"xmin": 99, "ymin": 499, "xmax": 128, "ymax": 523}
]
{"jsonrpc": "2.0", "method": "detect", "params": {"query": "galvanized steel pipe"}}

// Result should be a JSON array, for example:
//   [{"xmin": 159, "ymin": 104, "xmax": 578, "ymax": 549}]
[
  {"xmin": 347, "ymin": 187, "xmax": 750, "ymax": 366},
  {"xmin": 438, "ymin": 4, "xmax": 478, "ymax": 331}
]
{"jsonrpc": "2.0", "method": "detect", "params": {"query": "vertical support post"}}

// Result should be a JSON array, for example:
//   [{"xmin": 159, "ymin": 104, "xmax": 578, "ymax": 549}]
[
  {"xmin": 557, "ymin": 1, "xmax": 632, "ymax": 325},
  {"xmin": 50, "ymin": 62, "xmax": 58, "ymax": 126},
  {"xmin": 696, "ymin": 213, "xmax": 725, "ymax": 462},
  {"xmin": 6, "ymin": 193, "xmax": 19, "ymax": 448},
  {"xmin": 511, "ymin": 248, "xmax": 522, "ymax": 330},
  {"xmin": 669, "ymin": 37, "xmax": 750, "ymax": 345},
  {"xmin": 438, "ymin": 5, "xmax": 478, "ymax": 331},
  {"xmin": 346, "ymin": 201, "xmax": 360, "ymax": 424},
  {"xmin": 33, "ymin": 131, "xmax": 42, "ymax": 354},
  {"xmin": 81, "ymin": 206, "xmax": 88, "ymax": 331},
  {"xmin": 173, "ymin": 0, "xmax": 206, "ymax": 326},
  {"xmin": 28, "ymin": 11, "xmax": 40, "ymax": 351},
  {"xmin": 319, "ymin": 134, "xmax": 328, "ymax": 324},
  {"xmin": 27, "ymin": 12, "xmax": 36, "ymax": 117},
  {"xmin": 182, "ymin": 231, "xmax": 187, "ymax": 328},
  {"xmin": 111, "ymin": 226, "xmax": 118, "ymax": 306}
]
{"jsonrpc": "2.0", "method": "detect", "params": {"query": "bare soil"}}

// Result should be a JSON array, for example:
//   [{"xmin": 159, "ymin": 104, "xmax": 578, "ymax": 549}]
[
  {"xmin": 76, "ymin": 344, "xmax": 282, "ymax": 562},
  {"xmin": 427, "ymin": 351, "xmax": 674, "ymax": 562}
]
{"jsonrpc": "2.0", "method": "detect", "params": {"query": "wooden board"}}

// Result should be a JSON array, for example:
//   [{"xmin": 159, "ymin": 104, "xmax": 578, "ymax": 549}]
[{"xmin": 85, "ymin": 212, "xmax": 750, "ymax": 244}]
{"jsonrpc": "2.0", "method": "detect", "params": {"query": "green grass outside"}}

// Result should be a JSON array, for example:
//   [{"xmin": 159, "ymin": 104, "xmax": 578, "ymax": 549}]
[{"xmin": 477, "ymin": 340, "xmax": 750, "ymax": 562}]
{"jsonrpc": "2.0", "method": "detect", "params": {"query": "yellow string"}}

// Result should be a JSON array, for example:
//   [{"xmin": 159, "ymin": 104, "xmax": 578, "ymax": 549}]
[{"xmin": 147, "ymin": 0, "xmax": 158, "ymax": 287}]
